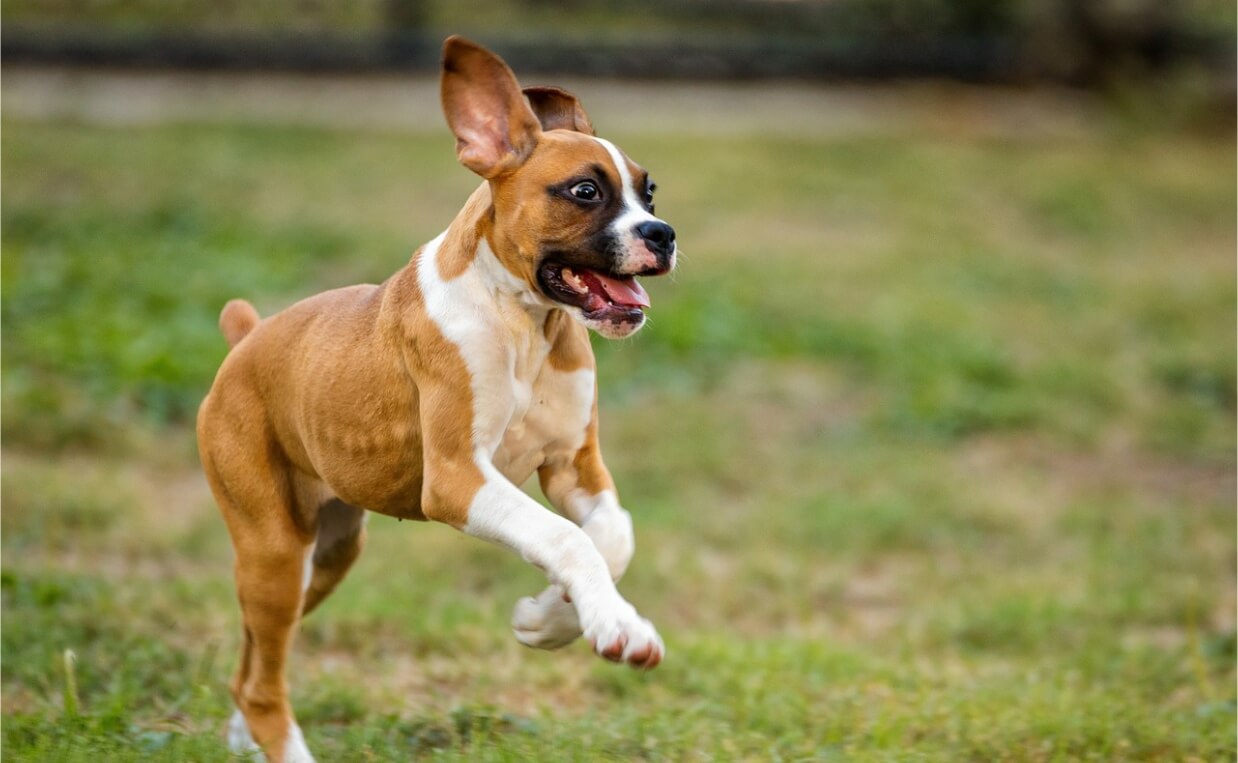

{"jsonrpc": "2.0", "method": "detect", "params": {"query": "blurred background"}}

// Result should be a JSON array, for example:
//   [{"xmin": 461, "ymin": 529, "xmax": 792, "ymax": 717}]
[
  {"xmin": 3, "ymin": 2, "xmax": 1235, "ymax": 761},
  {"xmin": 3, "ymin": 0, "xmax": 1236, "ymax": 84}
]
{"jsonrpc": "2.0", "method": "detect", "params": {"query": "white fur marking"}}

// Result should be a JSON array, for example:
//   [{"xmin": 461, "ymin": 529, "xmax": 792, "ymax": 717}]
[
  {"xmin": 226, "ymin": 709, "xmax": 315, "ymax": 762},
  {"xmin": 508, "ymin": 490, "xmax": 633, "ymax": 647},
  {"xmin": 301, "ymin": 541, "xmax": 316, "ymax": 593},
  {"xmin": 493, "ymin": 364, "xmax": 594, "ymax": 484},
  {"xmin": 593, "ymin": 137, "xmax": 652, "ymax": 226},
  {"xmin": 283, "ymin": 723, "xmax": 316, "ymax": 763},
  {"xmin": 463, "ymin": 463, "xmax": 661, "ymax": 662},
  {"xmin": 592, "ymin": 136, "xmax": 677, "ymax": 274},
  {"xmin": 475, "ymin": 238, "xmax": 546, "ymax": 311},
  {"xmin": 416, "ymin": 223, "xmax": 663, "ymax": 667},
  {"xmin": 512, "ymin": 585, "xmax": 583, "ymax": 649},
  {"xmin": 227, "ymin": 708, "xmax": 260, "ymax": 755},
  {"xmin": 576, "ymin": 491, "xmax": 635, "ymax": 580},
  {"xmin": 418, "ymin": 232, "xmax": 513, "ymax": 451}
]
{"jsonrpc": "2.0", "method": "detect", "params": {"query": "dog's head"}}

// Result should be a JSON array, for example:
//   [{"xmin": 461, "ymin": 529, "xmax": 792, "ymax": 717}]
[{"xmin": 441, "ymin": 36, "xmax": 676, "ymax": 339}]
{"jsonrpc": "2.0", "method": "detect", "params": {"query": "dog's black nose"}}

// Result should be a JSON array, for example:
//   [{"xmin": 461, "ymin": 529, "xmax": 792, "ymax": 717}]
[{"xmin": 635, "ymin": 221, "xmax": 676, "ymax": 258}]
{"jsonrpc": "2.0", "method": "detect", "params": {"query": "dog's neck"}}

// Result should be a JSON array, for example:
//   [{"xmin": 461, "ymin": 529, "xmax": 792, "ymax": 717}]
[{"xmin": 422, "ymin": 183, "xmax": 555, "ymax": 326}]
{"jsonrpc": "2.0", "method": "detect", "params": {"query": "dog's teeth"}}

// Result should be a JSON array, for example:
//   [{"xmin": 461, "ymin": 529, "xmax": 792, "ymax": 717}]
[{"xmin": 562, "ymin": 268, "xmax": 588, "ymax": 294}]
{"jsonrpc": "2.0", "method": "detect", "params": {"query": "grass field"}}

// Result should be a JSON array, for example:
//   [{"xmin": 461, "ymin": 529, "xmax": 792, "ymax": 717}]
[{"xmin": 2, "ymin": 85, "xmax": 1235, "ymax": 761}]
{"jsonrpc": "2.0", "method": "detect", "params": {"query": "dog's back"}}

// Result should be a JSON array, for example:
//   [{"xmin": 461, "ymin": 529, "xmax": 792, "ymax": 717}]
[{"xmin": 199, "ymin": 279, "xmax": 432, "ymax": 516}]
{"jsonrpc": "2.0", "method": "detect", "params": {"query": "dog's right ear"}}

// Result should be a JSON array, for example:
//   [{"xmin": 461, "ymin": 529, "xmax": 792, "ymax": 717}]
[
  {"xmin": 523, "ymin": 86, "xmax": 595, "ymax": 136},
  {"xmin": 441, "ymin": 36, "xmax": 543, "ymax": 179}
]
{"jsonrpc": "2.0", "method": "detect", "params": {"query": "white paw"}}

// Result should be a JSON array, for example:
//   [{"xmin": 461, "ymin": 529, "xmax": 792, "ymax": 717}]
[
  {"xmin": 227, "ymin": 709, "xmax": 261, "ymax": 756},
  {"xmin": 227, "ymin": 710, "xmax": 315, "ymax": 763},
  {"xmin": 581, "ymin": 601, "xmax": 664, "ymax": 669},
  {"xmin": 282, "ymin": 723, "xmax": 316, "ymax": 763},
  {"xmin": 512, "ymin": 586, "xmax": 583, "ymax": 650}
]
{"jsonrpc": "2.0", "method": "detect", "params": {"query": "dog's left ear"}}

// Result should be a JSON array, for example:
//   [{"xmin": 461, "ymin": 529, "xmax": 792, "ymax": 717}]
[
  {"xmin": 523, "ymin": 87, "xmax": 595, "ymax": 136},
  {"xmin": 441, "ymin": 36, "xmax": 543, "ymax": 179}
]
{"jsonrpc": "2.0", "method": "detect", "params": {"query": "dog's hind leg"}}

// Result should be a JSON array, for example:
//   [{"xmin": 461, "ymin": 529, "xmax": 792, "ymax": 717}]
[
  {"xmin": 301, "ymin": 499, "xmax": 367, "ymax": 617},
  {"xmin": 200, "ymin": 416, "xmax": 316, "ymax": 763},
  {"xmin": 228, "ymin": 522, "xmax": 315, "ymax": 763},
  {"xmin": 221, "ymin": 488, "xmax": 315, "ymax": 762}
]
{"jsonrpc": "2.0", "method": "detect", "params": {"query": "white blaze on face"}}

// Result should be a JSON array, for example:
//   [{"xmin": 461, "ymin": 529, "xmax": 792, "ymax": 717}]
[{"xmin": 592, "ymin": 137, "xmax": 674, "ymax": 274}]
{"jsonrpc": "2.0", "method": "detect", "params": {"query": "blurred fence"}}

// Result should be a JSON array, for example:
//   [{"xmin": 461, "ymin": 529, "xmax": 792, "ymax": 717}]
[{"xmin": 2, "ymin": 0, "xmax": 1234, "ymax": 85}]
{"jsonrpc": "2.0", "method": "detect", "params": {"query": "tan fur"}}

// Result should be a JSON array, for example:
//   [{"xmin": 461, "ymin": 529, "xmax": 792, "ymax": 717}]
[
  {"xmin": 220, "ymin": 299, "xmax": 260, "ymax": 348},
  {"xmin": 523, "ymin": 86, "xmax": 596, "ymax": 135},
  {"xmin": 199, "ymin": 36, "xmax": 663, "ymax": 761},
  {"xmin": 486, "ymin": 130, "xmax": 638, "ymax": 287},
  {"xmin": 436, "ymin": 184, "xmax": 492, "ymax": 281},
  {"xmin": 544, "ymin": 309, "xmax": 593, "ymax": 372}
]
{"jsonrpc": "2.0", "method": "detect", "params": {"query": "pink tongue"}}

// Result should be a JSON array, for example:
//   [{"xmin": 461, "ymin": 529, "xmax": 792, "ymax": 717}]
[{"xmin": 584, "ymin": 270, "xmax": 650, "ymax": 308}]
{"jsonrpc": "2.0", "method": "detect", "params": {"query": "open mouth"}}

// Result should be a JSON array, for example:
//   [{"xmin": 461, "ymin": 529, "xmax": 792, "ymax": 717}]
[{"xmin": 538, "ymin": 262, "xmax": 651, "ymax": 323}]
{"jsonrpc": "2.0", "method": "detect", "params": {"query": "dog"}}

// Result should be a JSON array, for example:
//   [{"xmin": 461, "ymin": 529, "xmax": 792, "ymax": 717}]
[{"xmin": 196, "ymin": 35, "xmax": 674, "ymax": 762}]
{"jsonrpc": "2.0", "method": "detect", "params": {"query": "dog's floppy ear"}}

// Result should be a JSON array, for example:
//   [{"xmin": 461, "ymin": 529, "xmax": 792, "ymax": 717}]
[
  {"xmin": 523, "ymin": 86, "xmax": 595, "ymax": 136},
  {"xmin": 441, "ymin": 36, "xmax": 543, "ymax": 178}
]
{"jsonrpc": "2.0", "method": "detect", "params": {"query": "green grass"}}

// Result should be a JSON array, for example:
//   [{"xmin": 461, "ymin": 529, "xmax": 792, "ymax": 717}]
[{"xmin": 2, "ymin": 105, "xmax": 1234, "ymax": 761}]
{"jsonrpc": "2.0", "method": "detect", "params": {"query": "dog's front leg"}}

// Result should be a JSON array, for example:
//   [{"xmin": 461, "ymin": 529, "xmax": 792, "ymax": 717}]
[
  {"xmin": 418, "ymin": 392, "xmax": 662, "ymax": 668},
  {"xmin": 508, "ymin": 448, "xmax": 636, "ymax": 650},
  {"xmin": 425, "ymin": 460, "xmax": 661, "ymax": 667}
]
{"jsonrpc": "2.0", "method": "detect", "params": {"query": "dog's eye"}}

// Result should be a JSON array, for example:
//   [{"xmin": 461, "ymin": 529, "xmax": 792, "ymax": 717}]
[
  {"xmin": 570, "ymin": 181, "xmax": 601, "ymax": 201},
  {"xmin": 645, "ymin": 182, "xmax": 657, "ymax": 206}
]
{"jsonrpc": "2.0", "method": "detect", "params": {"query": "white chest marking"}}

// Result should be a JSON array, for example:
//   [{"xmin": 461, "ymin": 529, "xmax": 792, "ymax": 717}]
[
  {"xmin": 416, "ymin": 225, "xmax": 663, "ymax": 669},
  {"xmin": 496, "ymin": 363, "xmax": 594, "ymax": 483},
  {"xmin": 416, "ymin": 233, "xmax": 594, "ymax": 476}
]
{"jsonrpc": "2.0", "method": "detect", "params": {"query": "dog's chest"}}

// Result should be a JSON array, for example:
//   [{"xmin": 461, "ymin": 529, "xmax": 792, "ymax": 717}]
[{"xmin": 489, "ymin": 334, "xmax": 594, "ymax": 485}]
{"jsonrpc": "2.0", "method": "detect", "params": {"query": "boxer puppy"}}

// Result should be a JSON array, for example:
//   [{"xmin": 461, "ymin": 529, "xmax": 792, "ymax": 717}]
[{"xmin": 198, "ymin": 35, "xmax": 676, "ymax": 762}]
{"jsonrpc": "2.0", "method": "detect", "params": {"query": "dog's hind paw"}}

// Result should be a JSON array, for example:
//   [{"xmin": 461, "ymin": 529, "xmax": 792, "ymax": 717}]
[
  {"xmin": 227, "ymin": 709, "xmax": 261, "ymax": 756},
  {"xmin": 512, "ymin": 586, "xmax": 583, "ymax": 650}
]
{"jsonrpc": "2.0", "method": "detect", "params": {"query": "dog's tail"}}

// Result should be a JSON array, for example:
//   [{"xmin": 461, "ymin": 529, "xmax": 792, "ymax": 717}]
[{"xmin": 219, "ymin": 299, "xmax": 260, "ymax": 349}]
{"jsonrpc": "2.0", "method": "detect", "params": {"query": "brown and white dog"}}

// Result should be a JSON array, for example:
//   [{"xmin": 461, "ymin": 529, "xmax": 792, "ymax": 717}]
[{"xmin": 196, "ymin": 36, "xmax": 674, "ymax": 762}]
